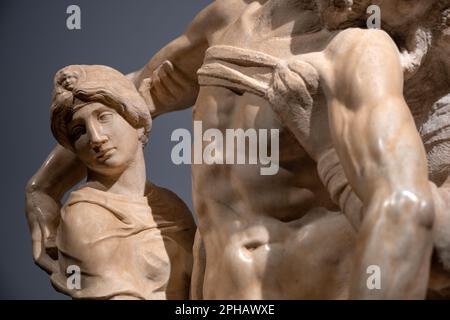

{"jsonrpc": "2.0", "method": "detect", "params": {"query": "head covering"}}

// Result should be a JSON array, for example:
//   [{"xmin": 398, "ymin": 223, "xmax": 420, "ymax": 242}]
[{"xmin": 50, "ymin": 65, "xmax": 152, "ymax": 149}]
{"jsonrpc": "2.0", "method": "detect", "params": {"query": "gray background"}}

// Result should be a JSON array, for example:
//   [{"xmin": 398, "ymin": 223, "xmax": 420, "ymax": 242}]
[{"xmin": 0, "ymin": 0, "xmax": 211, "ymax": 299}]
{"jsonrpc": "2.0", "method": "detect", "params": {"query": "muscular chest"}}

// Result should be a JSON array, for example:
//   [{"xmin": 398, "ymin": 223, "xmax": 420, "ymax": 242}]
[
  {"xmin": 195, "ymin": 53, "xmax": 330, "ymax": 162},
  {"xmin": 196, "ymin": 4, "xmax": 336, "ymax": 161},
  {"xmin": 194, "ymin": 86, "xmax": 280, "ymax": 131}
]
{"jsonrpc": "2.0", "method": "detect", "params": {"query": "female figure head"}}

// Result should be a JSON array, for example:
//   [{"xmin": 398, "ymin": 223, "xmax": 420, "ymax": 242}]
[{"xmin": 50, "ymin": 65, "xmax": 152, "ymax": 178}]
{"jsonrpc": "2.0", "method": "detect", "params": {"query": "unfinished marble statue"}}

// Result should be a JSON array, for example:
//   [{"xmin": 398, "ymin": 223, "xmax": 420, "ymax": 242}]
[
  {"xmin": 42, "ymin": 65, "xmax": 195, "ymax": 299},
  {"xmin": 26, "ymin": 0, "xmax": 450, "ymax": 299}
]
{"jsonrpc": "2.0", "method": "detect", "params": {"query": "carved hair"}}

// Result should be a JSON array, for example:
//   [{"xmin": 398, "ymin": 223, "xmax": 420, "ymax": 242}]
[
  {"xmin": 50, "ymin": 65, "xmax": 152, "ymax": 149},
  {"xmin": 316, "ymin": 0, "xmax": 450, "ymax": 30},
  {"xmin": 425, "ymin": 0, "xmax": 450, "ymax": 31},
  {"xmin": 314, "ymin": 0, "xmax": 370, "ymax": 29}
]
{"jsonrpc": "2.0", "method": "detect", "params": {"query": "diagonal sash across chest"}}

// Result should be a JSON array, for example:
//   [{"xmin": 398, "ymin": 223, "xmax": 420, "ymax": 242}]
[
  {"xmin": 197, "ymin": 45, "xmax": 319, "ymax": 100},
  {"xmin": 198, "ymin": 45, "xmax": 327, "ymax": 161}
]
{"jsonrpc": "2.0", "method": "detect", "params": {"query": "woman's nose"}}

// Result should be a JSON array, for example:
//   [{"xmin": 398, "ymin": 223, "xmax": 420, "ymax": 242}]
[{"xmin": 87, "ymin": 121, "xmax": 107, "ymax": 148}]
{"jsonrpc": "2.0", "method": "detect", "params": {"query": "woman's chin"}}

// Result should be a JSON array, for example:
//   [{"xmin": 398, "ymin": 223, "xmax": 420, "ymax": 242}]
[{"xmin": 88, "ymin": 161, "xmax": 126, "ymax": 177}]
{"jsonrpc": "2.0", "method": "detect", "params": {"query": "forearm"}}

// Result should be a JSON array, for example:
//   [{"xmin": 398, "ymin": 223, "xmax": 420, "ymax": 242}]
[
  {"xmin": 128, "ymin": 2, "xmax": 227, "ymax": 118},
  {"xmin": 26, "ymin": 144, "xmax": 85, "ymax": 200},
  {"xmin": 340, "ymin": 100, "xmax": 435, "ymax": 298},
  {"xmin": 136, "ymin": 34, "xmax": 206, "ymax": 86},
  {"xmin": 351, "ymin": 188, "xmax": 434, "ymax": 299},
  {"xmin": 25, "ymin": 145, "xmax": 85, "ymax": 270},
  {"xmin": 129, "ymin": 1, "xmax": 251, "ymax": 118},
  {"xmin": 318, "ymin": 149, "xmax": 434, "ymax": 298},
  {"xmin": 320, "ymin": 29, "xmax": 438, "ymax": 298},
  {"xmin": 128, "ymin": 35, "xmax": 205, "ymax": 119}
]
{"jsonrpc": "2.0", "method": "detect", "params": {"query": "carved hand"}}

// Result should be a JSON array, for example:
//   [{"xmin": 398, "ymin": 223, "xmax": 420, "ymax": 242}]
[{"xmin": 25, "ymin": 186, "xmax": 59, "ymax": 274}]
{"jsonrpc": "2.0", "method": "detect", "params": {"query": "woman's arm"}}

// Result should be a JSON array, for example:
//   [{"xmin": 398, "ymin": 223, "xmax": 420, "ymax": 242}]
[{"xmin": 25, "ymin": 144, "xmax": 85, "ymax": 273}]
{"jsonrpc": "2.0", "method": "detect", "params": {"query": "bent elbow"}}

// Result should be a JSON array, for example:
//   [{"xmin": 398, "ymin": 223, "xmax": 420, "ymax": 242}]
[
  {"xmin": 25, "ymin": 175, "xmax": 42, "ymax": 197},
  {"xmin": 382, "ymin": 190, "xmax": 435, "ymax": 231}
]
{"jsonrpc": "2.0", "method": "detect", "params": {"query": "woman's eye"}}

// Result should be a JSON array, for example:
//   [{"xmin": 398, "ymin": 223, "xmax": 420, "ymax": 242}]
[
  {"xmin": 69, "ymin": 125, "xmax": 86, "ymax": 141},
  {"xmin": 98, "ymin": 112, "xmax": 113, "ymax": 122}
]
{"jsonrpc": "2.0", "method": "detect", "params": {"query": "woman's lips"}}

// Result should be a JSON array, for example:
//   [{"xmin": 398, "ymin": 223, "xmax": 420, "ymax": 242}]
[{"xmin": 96, "ymin": 148, "xmax": 115, "ymax": 161}]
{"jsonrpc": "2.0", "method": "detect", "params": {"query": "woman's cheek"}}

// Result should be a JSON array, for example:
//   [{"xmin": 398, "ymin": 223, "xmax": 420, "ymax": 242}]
[{"xmin": 74, "ymin": 138, "xmax": 92, "ymax": 162}]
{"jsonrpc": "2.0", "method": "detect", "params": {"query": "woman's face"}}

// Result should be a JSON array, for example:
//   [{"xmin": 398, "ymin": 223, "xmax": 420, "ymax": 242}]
[{"xmin": 68, "ymin": 102, "xmax": 142, "ymax": 176}]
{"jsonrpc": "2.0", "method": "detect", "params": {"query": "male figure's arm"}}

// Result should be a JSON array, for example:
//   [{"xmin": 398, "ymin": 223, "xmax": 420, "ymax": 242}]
[
  {"xmin": 255, "ymin": 28, "xmax": 435, "ymax": 298},
  {"xmin": 129, "ymin": 0, "xmax": 248, "ymax": 118},
  {"xmin": 324, "ymin": 29, "xmax": 434, "ymax": 299}
]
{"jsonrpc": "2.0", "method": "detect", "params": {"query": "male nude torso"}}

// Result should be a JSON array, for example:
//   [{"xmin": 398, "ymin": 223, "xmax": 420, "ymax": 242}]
[
  {"xmin": 186, "ymin": 0, "xmax": 450, "ymax": 299},
  {"xmin": 193, "ymin": 2, "xmax": 358, "ymax": 299}
]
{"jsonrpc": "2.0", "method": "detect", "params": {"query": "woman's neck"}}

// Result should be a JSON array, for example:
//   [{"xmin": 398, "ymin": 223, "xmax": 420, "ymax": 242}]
[{"xmin": 86, "ymin": 148, "xmax": 147, "ymax": 197}]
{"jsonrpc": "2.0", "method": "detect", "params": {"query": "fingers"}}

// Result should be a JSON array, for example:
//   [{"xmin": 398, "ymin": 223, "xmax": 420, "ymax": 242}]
[
  {"xmin": 31, "ymin": 224, "xmax": 57, "ymax": 274},
  {"xmin": 138, "ymin": 78, "xmax": 156, "ymax": 115},
  {"xmin": 151, "ymin": 60, "xmax": 178, "ymax": 103},
  {"xmin": 30, "ymin": 221, "xmax": 43, "ymax": 262},
  {"xmin": 138, "ymin": 77, "xmax": 152, "ymax": 95},
  {"xmin": 42, "ymin": 225, "xmax": 58, "ymax": 260},
  {"xmin": 35, "ymin": 251, "xmax": 58, "ymax": 275},
  {"xmin": 28, "ymin": 208, "xmax": 58, "ymax": 272},
  {"xmin": 125, "ymin": 68, "xmax": 143, "ymax": 87}
]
